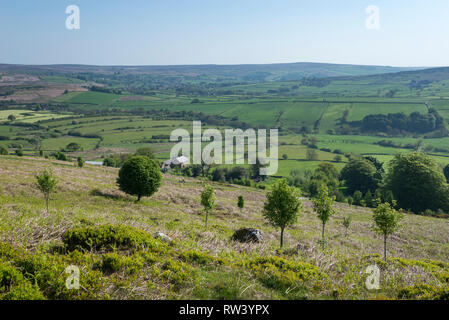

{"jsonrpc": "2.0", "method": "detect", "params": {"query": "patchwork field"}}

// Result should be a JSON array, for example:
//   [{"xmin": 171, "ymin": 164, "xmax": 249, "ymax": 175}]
[
  {"xmin": 2, "ymin": 109, "xmax": 449, "ymax": 179},
  {"xmin": 1, "ymin": 64, "xmax": 449, "ymax": 301},
  {"xmin": 0, "ymin": 110, "xmax": 73, "ymax": 123}
]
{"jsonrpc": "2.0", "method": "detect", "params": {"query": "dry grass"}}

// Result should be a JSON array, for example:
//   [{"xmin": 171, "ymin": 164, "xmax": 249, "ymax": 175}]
[{"xmin": 0, "ymin": 155, "xmax": 448, "ymax": 300}]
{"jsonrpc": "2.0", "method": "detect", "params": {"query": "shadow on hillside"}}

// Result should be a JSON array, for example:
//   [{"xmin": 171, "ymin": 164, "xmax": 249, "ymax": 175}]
[{"xmin": 89, "ymin": 188, "xmax": 129, "ymax": 201}]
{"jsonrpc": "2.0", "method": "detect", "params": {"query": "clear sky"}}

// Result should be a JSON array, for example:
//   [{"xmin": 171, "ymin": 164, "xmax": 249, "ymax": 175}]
[{"xmin": 1, "ymin": 0, "xmax": 448, "ymax": 67}]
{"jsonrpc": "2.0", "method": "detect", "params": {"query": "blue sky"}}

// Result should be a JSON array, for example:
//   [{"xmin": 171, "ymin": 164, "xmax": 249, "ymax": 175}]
[{"xmin": 1, "ymin": 0, "xmax": 448, "ymax": 66}]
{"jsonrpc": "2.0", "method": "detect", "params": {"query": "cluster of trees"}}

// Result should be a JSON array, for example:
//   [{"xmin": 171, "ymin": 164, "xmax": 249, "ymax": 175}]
[
  {"xmin": 194, "ymin": 177, "xmax": 403, "ymax": 260},
  {"xmin": 288, "ymin": 152, "xmax": 449, "ymax": 215},
  {"xmin": 67, "ymin": 130, "xmax": 102, "ymax": 140},
  {"xmin": 210, "ymin": 166, "xmax": 250, "ymax": 185},
  {"xmin": 177, "ymin": 160, "xmax": 268, "ymax": 187},
  {"xmin": 408, "ymin": 79, "xmax": 432, "ymax": 90},
  {"xmin": 287, "ymin": 163, "xmax": 341, "ymax": 199},
  {"xmin": 342, "ymin": 153, "xmax": 449, "ymax": 214},
  {"xmin": 361, "ymin": 110, "xmax": 446, "ymax": 135},
  {"xmin": 64, "ymin": 142, "xmax": 82, "ymax": 152},
  {"xmin": 337, "ymin": 109, "xmax": 448, "ymax": 137},
  {"xmin": 262, "ymin": 180, "xmax": 402, "ymax": 260},
  {"xmin": 375, "ymin": 139, "xmax": 449, "ymax": 153},
  {"xmin": 103, "ymin": 147, "xmax": 157, "ymax": 168},
  {"xmin": 88, "ymin": 86, "xmax": 122, "ymax": 95}
]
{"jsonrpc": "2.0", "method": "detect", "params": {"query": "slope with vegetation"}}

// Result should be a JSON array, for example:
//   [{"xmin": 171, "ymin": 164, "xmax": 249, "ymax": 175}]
[{"xmin": 0, "ymin": 156, "xmax": 448, "ymax": 300}]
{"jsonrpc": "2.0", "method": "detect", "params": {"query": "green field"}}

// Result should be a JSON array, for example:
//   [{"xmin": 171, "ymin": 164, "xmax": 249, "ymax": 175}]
[
  {"xmin": 0, "ymin": 110, "xmax": 72, "ymax": 123},
  {"xmin": 1, "ymin": 63, "xmax": 449, "ymax": 181}
]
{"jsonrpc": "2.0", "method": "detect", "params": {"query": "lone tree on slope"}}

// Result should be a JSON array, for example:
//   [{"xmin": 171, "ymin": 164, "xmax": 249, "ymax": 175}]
[
  {"xmin": 35, "ymin": 168, "xmax": 58, "ymax": 213},
  {"xmin": 372, "ymin": 202, "xmax": 403, "ymax": 261},
  {"xmin": 237, "ymin": 196, "xmax": 244, "ymax": 211},
  {"xmin": 313, "ymin": 185, "xmax": 336, "ymax": 249},
  {"xmin": 117, "ymin": 156, "xmax": 162, "ymax": 201},
  {"xmin": 201, "ymin": 184, "xmax": 216, "ymax": 228},
  {"xmin": 263, "ymin": 179, "xmax": 302, "ymax": 248}
]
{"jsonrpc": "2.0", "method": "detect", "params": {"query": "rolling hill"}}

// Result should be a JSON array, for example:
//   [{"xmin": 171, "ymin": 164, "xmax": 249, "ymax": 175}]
[{"xmin": 0, "ymin": 62, "xmax": 423, "ymax": 82}]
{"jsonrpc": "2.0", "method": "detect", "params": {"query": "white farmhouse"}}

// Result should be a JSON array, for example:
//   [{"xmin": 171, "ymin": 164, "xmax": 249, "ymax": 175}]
[{"xmin": 161, "ymin": 155, "xmax": 189, "ymax": 170}]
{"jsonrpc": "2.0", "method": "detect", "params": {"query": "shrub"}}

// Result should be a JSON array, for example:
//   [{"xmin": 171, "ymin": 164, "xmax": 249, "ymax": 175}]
[
  {"xmin": 134, "ymin": 147, "xmax": 156, "ymax": 159},
  {"xmin": 159, "ymin": 260, "xmax": 195, "ymax": 287},
  {"xmin": 0, "ymin": 243, "xmax": 102, "ymax": 300},
  {"xmin": 62, "ymin": 225, "xmax": 168, "ymax": 253},
  {"xmin": 179, "ymin": 250, "xmax": 216, "ymax": 266},
  {"xmin": 77, "ymin": 157, "xmax": 84, "ymax": 168},
  {"xmin": 103, "ymin": 158, "xmax": 116, "ymax": 167},
  {"xmin": 342, "ymin": 216, "xmax": 352, "ymax": 237},
  {"xmin": 66, "ymin": 143, "xmax": 81, "ymax": 152},
  {"xmin": 347, "ymin": 196, "xmax": 354, "ymax": 205},
  {"xmin": 0, "ymin": 262, "xmax": 44, "ymax": 300},
  {"xmin": 237, "ymin": 196, "xmax": 244, "ymax": 210},
  {"xmin": 54, "ymin": 152, "xmax": 68, "ymax": 161},
  {"xmin": 99, "ymin": 252, "xmax": 144, "ymax": 275},
  {"xmin": 353, "ymin": 191, "xmax": 363, "ymax": 206},
  {"xmin": 398, "ymin": 284, "xmax": 449, "ymax": 300},
  {"xmin": 364, "ymin": 190, "xmax": 375, "ymax": 208},
  {"xmin": 243, "ymin": 256, "xmax": 326, "ymax": 298},
  {"xmin": 211, "ymin": 280, "xmax": 242, "ymax": 300},
  {"xmin": 117, "ymin": 156, "xmax": 162, "ymax": 201}
]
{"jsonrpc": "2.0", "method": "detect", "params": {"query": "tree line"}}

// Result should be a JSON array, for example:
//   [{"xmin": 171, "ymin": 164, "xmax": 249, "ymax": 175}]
[{"xmin": 288, "ymin": 152, "xmax": 449, "ymax": 216}]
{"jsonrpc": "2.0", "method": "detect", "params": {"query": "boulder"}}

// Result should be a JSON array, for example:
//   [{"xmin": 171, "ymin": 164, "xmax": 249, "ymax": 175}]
[
  {"xmin": 154, "ymin": 232, "xmax": 172, "ymax": 242},
  {"xmin": 231, "ymin": 228, "xmax": 263, "ymax": 243}
]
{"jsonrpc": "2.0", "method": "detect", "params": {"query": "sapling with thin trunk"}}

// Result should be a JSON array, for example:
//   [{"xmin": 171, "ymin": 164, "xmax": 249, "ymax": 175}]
[
  {"xmin": 372, "ymin": 202, "xmax": 403, "ymax": 261},
  {"xmin": 35, "ymin": 169, "xmax": 58, "ymax": 213},
  {"xmin": 263, "ymin": 179, "xmax": 302, "ymax": 248},
  {"xmin": 342, "ymin": 216, "xmax": 352, "ymax": 237},
  {"xmin": 313, "ymin": 186, "xmax": 336, "ymax": 249},
  {"xmin": 201, "ymin": 185, "xmax": 216, "ymax": 228}
]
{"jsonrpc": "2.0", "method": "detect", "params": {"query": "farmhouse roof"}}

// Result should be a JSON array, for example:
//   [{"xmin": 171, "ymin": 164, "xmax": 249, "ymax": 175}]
[{"xmin": 164, "ymin": 156, "xmax": 189, "ymax": 166}]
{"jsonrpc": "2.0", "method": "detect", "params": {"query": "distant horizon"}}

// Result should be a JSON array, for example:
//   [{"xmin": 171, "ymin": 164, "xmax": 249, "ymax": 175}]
[{"xmin": 0, "ymin": 61, "xmax": 438, "ymax": 69}]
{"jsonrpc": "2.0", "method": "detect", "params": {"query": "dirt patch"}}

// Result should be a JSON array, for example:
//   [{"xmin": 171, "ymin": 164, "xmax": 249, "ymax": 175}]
[
  {"xmin": 0, "ymin": 74, "xmax": 40, "ymax": 86},
  {"xmin": 0, "ymin": 84, "xmax": 88, "ymax": 102}
]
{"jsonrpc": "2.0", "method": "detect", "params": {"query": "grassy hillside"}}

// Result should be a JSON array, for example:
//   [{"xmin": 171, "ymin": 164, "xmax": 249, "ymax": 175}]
[{"xmin": 0, "ymin": 156, "xmax": 448, "ymax": 300}]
